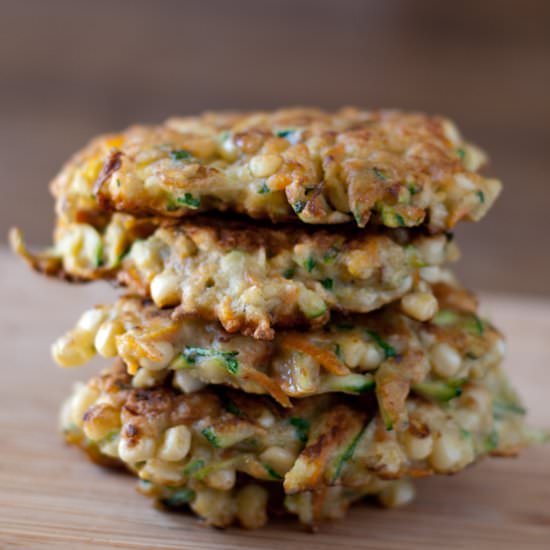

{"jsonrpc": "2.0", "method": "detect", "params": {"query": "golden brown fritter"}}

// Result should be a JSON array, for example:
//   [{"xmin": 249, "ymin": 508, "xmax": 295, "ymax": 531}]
[
  {"xmin": 54, "ymin": 282, "xmax": 504, "ymax": 424},
  {"xmin": 12, "ymin": 214, "xmax": 458, "ymax": 339},
  {"xmin": 50, "ymin": 108, "xmax": 501, "ymax": 232},
  {"xmin": 61, "ymin": 360, "xmax": 533, "ymax": 528}
]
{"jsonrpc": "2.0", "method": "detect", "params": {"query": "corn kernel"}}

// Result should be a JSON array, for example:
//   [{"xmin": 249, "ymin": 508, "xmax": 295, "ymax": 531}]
[
  {"xmin": 150, "ymin": 270, "xmax": 180, "ymax": 307},
  {"xmin": 378, "ymin": 479, "xmax": 415, "ymax": 508},
  {"xmin": 430, "ymin": 342, "xmax": 462, "ymax": 378},
  {"xmin": 82, "ymin": 403, "xmax": 121, "ymax": 441},
  {"xmin": 51, "ymin": 331, "xmax": 95, "ymax": 367},
  {"xmin": 94, "ymin": 320, "xmax": 124, "ymax": 357},
  {"xmin": 249, "ymin": 154, "xmax": 282, "ymax": 178},
  {"xmin": 401, "ymin": 292, "xmax": 438, "ymax": 321},
  {"xmin": 157, "ymin": 426, "xmax": 191, "ymax": 462},
  {"xmin": 237, "ymin": 485, "xmax": 268, "ymax": 529},
  {"xmin": 118, "ymin": 436, "xmax": 156, "ymax": 464}
]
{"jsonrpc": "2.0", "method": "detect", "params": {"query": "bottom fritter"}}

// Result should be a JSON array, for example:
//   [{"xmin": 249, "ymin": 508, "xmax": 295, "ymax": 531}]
[{"xmin": 61, "ymin": 361, "xmax": 535, "ymax": 529}]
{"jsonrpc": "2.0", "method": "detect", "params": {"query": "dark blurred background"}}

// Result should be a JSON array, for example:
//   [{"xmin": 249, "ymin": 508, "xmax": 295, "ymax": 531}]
[{"xmin": 1, "ymin": 0, "xmax": 549, "ymax": 294}]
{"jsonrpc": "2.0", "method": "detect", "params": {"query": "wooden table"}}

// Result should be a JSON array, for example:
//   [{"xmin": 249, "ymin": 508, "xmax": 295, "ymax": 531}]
[{"xmin": 1, "ymin": 250, "xmax": 549, "ymax": 549}]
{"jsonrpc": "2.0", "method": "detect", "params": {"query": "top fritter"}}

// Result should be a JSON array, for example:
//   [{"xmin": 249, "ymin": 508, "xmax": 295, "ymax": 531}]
[{"xmin": 53, "ymin": 108, "xmax": 501, "ymax": 231}]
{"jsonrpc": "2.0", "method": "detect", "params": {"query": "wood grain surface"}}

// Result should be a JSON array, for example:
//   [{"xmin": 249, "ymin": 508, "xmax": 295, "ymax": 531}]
[{"xmin": 0, "ymin": 249, "xmax": 549, "ymax": 549}]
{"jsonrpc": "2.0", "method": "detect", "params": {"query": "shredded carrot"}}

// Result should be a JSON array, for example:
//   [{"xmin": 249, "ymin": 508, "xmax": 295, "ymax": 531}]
[
  {"xmin": 279, "ymin": 333, "xmax": 350, "ymax": 376},
  {"xmin": 141, "ymin": 323, "xmax": 180, "ymax": 342},
  {"xmin": 126, "ymin": 360, "xmax": 139, "ymax": 376},
  {"xmin": 242, "ymin": 368, "xmax": 292, "ymax": 408},
  {"xmin": 447, "ymin": 205, "xmax": 470, "ymax": 228},
  {"xmin": 122, "ymin": 335, "xmax": 163, "ymax": 361}
]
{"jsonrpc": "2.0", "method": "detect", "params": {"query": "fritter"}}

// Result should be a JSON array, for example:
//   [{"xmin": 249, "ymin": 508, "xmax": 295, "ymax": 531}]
[
  {"xmin": 54, "ymin": 283, "xmax": 503, "ymax": 425},
  {"xmin": 50, "ymin": 108, "xmax": 501, "ymax": 232},
  {"xmin": 12, "ymin": 215, "xmax": 458, "ymax": 339},
  {"xmin": 61, "ymin": 361, "xmax": 533, "ymax": 529}
]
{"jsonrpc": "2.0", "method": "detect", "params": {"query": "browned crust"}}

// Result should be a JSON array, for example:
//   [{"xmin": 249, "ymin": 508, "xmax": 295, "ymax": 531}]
[{"xmin": 51, "ymin": 107, "xmax": 500, "ymax": 231}]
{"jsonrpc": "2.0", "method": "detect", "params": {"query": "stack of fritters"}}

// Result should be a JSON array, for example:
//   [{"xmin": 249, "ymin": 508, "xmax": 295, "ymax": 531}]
[{"xmin": 12, "ymin": 108, "xmax": 536, "ymax": 529}]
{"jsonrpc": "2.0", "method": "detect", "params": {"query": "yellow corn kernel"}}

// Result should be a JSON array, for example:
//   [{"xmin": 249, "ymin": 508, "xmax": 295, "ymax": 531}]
[
  {"xmin": 76, "ymin": 307, "xmax": 108, "ymax": 334},
  {"xmin": 378, "ymin": 479, "xmax": 415, "ymax": 508},
  {"xmin": 401, "ymin": 292, "xmax": 438, "ymax": 322},
  {"xmin": 430, "ymin": 342, "xmax": 462, "ymax": 378},
  {"xmin": 237, "ymin": 485, "xmax": 269, "ymax": 529},
  {"xmin": 191, "ymin": 488, "xmax": 237, "ymax": 527},
  {"xmin": 139, "ymin": 341, "xmax": 175, "ymax": 370},
  {"xmin": 403, "ymin": 431, "xmax": 433, "ymax": 460},
  {"xmin": 157, "ymin": 426, "xmax": 191, "ymax": 462},
  {"xmin": 118, "ymin": 435, "xmax": 156, "ymax": 464},
  {"xmin": 249, "ymin": 154, "xmax": 282, "ymax": 178},
  {"xmin": 206, "ymin": 468, "xmax": 236, "ymax": 491},
  {"xmin": 429, "ymin": 431, "xmax": 474, "ymax": 472},
  {"xmin": 82, "ymin": 403, "xmax": 121, "ymax": 442},
  {"xmin": 51, "ymin": 331, "xmax": 95, "ymax": 367},
  {"xmin": 173, "ymin": 370, "xmax": 206, "ymax": 394},
  {"xmin": 340, "ymin": 336, "xmax": 383, "ymax": 370},
  {"xmin": 139, "ymin": 458, "xmax": 184, "ymax": 484},
  {"xmin": 70, "ymin": 383, "xmax": 100, "ymax": 427},
  {"xmin": 150, "ymin": 270, "xmax": 181, "ymax": 307},
  {"xmin": 260, "ymin": 446, "xmax": 295, "ymax": 474},
  {"xmin": 94, "ymin": 320, "xmax": 124, "ymax": 358}
]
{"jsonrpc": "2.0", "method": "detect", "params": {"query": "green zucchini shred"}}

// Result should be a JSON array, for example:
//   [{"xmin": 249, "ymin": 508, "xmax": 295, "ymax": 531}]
[
  {"xmin": 365, "ymin": 330, "xmax": 397, "ymax": 359},
  {"xmin": 289, "ymin": 417, "xmax": 310, "ymax": 444},
  {"xmin": 95, "ymin": 243, "xmax": 104, "ymax": 268},
  {"xmin": 161, "ymin": 487, "xmax": 196, "ymax": 507},
  {"xmin": 322, "ymin": 247, "xmax": 340, "ymax": 264},
  {"xmin": 257, "ymin": 181, "xmax": 270, "ymax": 194},
  {"xmin": 405, "ymin": 244, "xmax": 428, "ymax": 268},
  {"xmin": 484, "ymin": 430, "xmax": 499, "ymax": 451},
  {"xmin": 323, "ymin": 373, "xmax": 375, "ymax": 394},
  {"xmin": 493, "ymin": 401, "xmax": 527, "ymax": 418},
  {"xmin": 201, "ymin": 427, "xmax": 221, "ymax": 448},
  {"xmin": 262, "ymin": 463, "xmax": 283, "ymax": 480},
  {"xmin": 183, "ymin": 459, "xmax": 206, "ymax": 477},
  {"xmin": 305, "ymin": 304, "xmax": 327, "ymax": 320},
  {"xmin": 182, "ymin": 346, "xmax": 239, "ymax": 375},
  {"xmin": 116, "ymin": 246, "xmax": 131, "ymax": 264},
  {"xmin": 275, "ymin": 128, "xmax": 296, "ymax": 138},
  {"xmin": 170, "ymin": 149, "xmax": 192, "ymax": 161},
  {"xmin": 378, "ymin": 205, "xmax": 406, "ymax": 227},
  {"xmin": 138, "ymin": 479, "xmax": 152, "ymax": 490},
  {"xmin": 432, "ymin": 309, "xmax": 460, "ymax": 326},
  {"xmin": 432, "ymin": 310, "xmax": 485, "ymax": 336},
  {"xmin": 304, "ymin": 256, "xmax": 316, "ymax": 272},
  {"xmin": 193, "ymin": 458, "xmax": 240, "ymax": 481},
  {"xmin": 219, "ymin": 393, "xmax": 244, "ymax": 417},
  {"xmin": 331, "ymin": 425, "xmax": 367, "ymax": 481},
  {"xmin": 372, "ymin": 167, "xmax": 388, "ymax": 181},
  {"xmin": 407, "ymin": 180, "xmax": 420, "ymax": 195},
  {"xmin": 176, "ymin": 193, "xmax": 201, "ymax": 209},
  {"xmin": 379, "ymin": 405, "xmax": 395, "ymax": 431},
  {"xmin": 320, "ymin": 278, "xmax": 333, "ymax": 290},
  {"xmin": 283, "ymin": 267, "xmax": 295, "ymax": 279},
  {"xmin": 412, "ymin": 379, "xmax": 464, "ymax": 401}
]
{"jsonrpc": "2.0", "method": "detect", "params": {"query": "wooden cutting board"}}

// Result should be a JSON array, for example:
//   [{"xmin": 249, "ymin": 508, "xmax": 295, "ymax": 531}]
[{"xmin": 1, "ymin": 250, "xmax": 549, "ymax": 549}]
